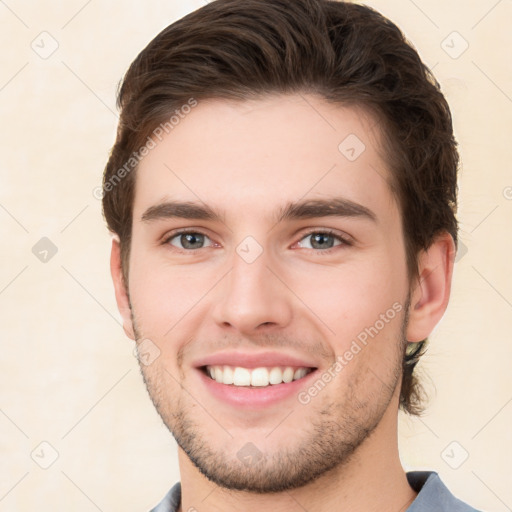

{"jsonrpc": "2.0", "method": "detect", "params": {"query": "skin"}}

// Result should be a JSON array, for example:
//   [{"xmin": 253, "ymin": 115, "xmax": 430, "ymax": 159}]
[{"xmin": 111, "ymin": 93, "xmax": 455, "ymax": 512}]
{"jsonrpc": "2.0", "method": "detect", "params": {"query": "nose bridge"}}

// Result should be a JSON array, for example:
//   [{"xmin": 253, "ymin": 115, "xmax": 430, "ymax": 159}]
[{"xmin": 212, "ymin": 236, "xmax": 293, "ymax": 332}]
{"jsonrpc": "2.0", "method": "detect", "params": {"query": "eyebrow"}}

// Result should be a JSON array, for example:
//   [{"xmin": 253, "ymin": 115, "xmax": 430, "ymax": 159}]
[{"xmin": 140, "ymin": 197, "xmax": 378, "ymax": 225}]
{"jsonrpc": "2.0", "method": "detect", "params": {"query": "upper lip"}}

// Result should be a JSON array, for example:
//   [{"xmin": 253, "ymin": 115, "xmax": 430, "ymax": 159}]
[{"xmin": 193, "ymin": 351, "xmax": 319, "ymax": 369}]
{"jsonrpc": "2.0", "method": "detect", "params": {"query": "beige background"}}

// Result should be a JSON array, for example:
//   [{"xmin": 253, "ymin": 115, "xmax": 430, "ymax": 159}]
[{"xmin": 1, "ymin": 0, "xmax": 510, "ymax": 511}]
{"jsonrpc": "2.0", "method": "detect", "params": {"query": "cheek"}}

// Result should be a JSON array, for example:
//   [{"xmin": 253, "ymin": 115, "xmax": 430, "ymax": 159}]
[
  {"xmin": 128, "ymin": 249, "xmax": 225, "ymax": 351},
  {"xmin": 128, "ymin": 252, "xmax": 191, "ymax": 335},
  {"xmin": 288, "ymin": 253, "xmax": 403, "ymax": 336}
]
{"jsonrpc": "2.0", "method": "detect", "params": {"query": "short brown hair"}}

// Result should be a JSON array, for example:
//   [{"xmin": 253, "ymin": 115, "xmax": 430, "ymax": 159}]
[{"xmin": 102, "ymin": 0, "xmax": 459, "ymax": 415}]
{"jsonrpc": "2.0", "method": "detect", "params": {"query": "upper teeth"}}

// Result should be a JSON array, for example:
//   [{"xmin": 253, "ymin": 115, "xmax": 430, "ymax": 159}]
[{"xmin": 206, "ymin": 365, "xmax": 312, "ymax": 387}]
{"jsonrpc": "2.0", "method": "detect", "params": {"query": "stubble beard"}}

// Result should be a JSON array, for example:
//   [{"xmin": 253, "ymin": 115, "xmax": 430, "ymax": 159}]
[{"xmin": 131, "ymin": 303, "xmax": 409, "ymax": 493}]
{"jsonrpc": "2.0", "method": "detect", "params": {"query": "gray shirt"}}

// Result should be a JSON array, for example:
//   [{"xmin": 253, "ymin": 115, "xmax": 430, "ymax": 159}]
[{"xmin": 149, "ymin": 471, "xmax": 482, "ymax": 511}]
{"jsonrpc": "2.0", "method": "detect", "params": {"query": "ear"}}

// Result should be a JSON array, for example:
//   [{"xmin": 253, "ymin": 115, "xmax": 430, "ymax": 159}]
[
  {"xmin": 406, "ymin": 231, "xmax": 456, "ymax": 343},
  {"xmin": 110, "ymin": 235, "xmax": 135, "ymax": 340}
]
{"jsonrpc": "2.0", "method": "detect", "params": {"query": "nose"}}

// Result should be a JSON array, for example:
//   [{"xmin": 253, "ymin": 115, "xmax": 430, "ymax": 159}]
[{"xmin": 211, "ymin": 245, "xmax": 294, "ymax": 334}]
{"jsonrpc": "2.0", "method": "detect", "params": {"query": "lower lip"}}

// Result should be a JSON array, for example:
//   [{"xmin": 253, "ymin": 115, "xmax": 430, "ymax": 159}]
[{"xmin": 196, "ymin": 368, "xmax": 318, "ymax": 409}]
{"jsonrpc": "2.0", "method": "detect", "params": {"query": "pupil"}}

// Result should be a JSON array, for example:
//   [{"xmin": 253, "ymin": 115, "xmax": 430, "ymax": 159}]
[
  {"xmin": 183, "ymin": 233, "xmax": 203, "ymax": 249},
  {"xmin": 312, "ymin": 233, "xmax": 333, "ymax": 249}
]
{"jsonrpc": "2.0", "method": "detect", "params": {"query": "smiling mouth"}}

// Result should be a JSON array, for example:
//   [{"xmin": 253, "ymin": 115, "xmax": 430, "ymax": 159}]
[{"xmin": 201, "ymin": 365, "xmax": 316, "ymax": 387}]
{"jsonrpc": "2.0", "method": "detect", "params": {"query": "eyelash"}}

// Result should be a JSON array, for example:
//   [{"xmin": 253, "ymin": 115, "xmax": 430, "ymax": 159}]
[{"xmin": 162, "ymin": 228, "xmax": 353, "ymax": 255}]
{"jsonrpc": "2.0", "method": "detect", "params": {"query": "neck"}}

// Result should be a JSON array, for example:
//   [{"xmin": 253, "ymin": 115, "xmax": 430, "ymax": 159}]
[{"xmin": 177, "ymin": 402, "xmax": 417, "ymax": 512}]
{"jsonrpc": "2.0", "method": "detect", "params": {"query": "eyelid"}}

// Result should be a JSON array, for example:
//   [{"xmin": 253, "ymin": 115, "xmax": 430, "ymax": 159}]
[
  {"xmin": 297, "ymin": 227, "xmax": 352, "ymax": 242},
  {"xmin": 162, "ymin": 228, "xmax": 214, "ymax": 249},
  {"xmin": 293, "ymin": 228, "xmax": 353, "ymax": 249},
  {"xmin": 161, "ymin": 227, "xmax": 353, "ymax": 253}
]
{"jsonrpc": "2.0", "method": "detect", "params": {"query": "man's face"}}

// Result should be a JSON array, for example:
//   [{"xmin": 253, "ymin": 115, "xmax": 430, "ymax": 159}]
[{"xmin": 122, "ymin": 94, "xmax": 412, "ymax": 492}]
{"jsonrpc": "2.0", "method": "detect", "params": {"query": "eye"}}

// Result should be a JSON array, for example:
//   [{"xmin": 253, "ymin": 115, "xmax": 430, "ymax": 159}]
[
  {"xmin": 162, "ymin": 229, "xmax": 351, "ymax": 254},
  {"xmin": 296, "ymin": 230, "xmax": 351, "ymax": 252},
  {"xmin": 164, "ymin": 230, "xmax": 213, "ymax": 251}
]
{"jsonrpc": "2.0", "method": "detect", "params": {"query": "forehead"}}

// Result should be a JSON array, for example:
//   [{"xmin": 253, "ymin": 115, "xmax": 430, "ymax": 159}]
[{"xmin": 132, "ymin": 93, "xmax": 398, "ymax": 226}]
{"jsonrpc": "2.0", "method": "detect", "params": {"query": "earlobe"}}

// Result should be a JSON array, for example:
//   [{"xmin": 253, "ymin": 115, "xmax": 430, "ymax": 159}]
[
  {"xmin": 110, "ymin": 235, "xmax": 135, "ymax": 340},
  {"xmin": 405, "ymin": 232, "xmax": 456, "ymax": 343}
]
